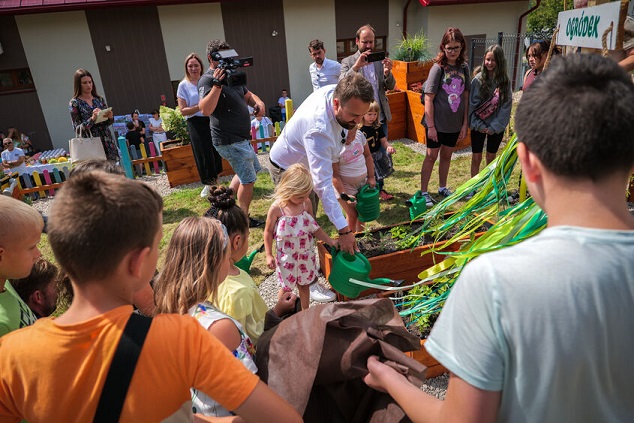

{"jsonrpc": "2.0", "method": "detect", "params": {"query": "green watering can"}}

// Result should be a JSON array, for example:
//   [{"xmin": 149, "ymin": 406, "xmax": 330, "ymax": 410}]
[
  {"xmin": 235, "ymin": 244, "xmax": 265, "ymax": 273},
  {"xmin": 405, "ymin": 190, "xmax": 427, "ymax": 220},
  {"xmin": 341, "ymin": 184, "xmax": 380, "ymax": 223},
  {"xmin": 327, "ymin": 246, "xmax": 402, "ymax": 298}
]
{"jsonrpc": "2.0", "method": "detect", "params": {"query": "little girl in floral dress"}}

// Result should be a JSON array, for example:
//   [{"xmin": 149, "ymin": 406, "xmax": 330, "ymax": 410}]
[{"xmin": 264, "ymin": 164, "xmax": 338, "ymax": 310}]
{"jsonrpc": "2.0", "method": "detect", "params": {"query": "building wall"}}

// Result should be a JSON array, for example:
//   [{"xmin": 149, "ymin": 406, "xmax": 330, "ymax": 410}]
[
  {"xmin": 425, "ymin": 2, "xmax": 528, "ymax": 47},
  {"xmin": 0, "ymin": 15, "xmax": 50, "ymax": 150},
  {"xmin": 157, "ymin": 3, "xmax": 225, "ymax": 82},
  {"xmin": 16, "ymin": 11, "xmax": 103, "ymax": 150},
  {"xmin": 282, "ymin": 0, "xmax": 337, "ymax": 105}
]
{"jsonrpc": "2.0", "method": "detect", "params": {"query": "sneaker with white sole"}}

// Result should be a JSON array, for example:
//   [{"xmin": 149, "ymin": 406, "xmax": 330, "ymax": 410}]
[
  {"xmin": 200, "ymin": 185, "xmax": 211, "ymax": 198},
  {"xmin": 438, "ymin": 187, "xmax": 453, "ymax": 198},
  {"xmin": 422, "ymin": 192, "xmax": 434, "ymax": 208},
  {"xmin": 309, "ymin": 283, "xmax": 336, "ymax": 303}
]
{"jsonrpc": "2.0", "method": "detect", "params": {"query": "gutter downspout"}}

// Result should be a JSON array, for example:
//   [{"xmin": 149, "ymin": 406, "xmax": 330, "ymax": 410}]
[
  {"xmin": 403, "ymin": 0, "xmax": 412, "ymax": 38},
  {"xmin": 513, "ymin": 0, "xmax": 541, "ymax": 90}
]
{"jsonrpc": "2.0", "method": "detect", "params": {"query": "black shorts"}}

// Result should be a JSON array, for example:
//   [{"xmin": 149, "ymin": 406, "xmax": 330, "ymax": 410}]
[
  {"xmin": 470, "ymin": 130, "xmax": 504, "ymax": 154},
  {"xmin": 425, "ymin": 129, "xmax": 459, "ymax": 149}
]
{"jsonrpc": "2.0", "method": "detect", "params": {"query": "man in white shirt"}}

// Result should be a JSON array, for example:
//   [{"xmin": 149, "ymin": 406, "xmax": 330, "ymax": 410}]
[
  {"xmin": 1, "ymin": 138, "xmax": 28, "ymax": 176},
  {"xmin": 268, "ymin": 73, "xmax": 374, "ymax": 302},
  {"xmin": 308, "ymin": 39, "xmax": 342, "ymax": 92}
]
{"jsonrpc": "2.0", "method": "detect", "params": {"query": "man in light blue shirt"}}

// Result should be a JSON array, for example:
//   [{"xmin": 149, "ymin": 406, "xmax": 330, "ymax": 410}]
[
  {"xmin": 363, "ymin": 54, "xmax": 634, "ymax": 423},
  {"xmin": 308, "ymin": 39, "xmax": 341, "ymax": 92}
]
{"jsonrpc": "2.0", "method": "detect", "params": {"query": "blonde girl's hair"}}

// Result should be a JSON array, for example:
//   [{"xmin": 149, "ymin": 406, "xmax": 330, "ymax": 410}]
[
  {"xmin": 274, "ymin": 164, "xmax": 313, "ymax": 207},
  {"xmin": 362, "ymin": 101, "xmax": 382, "ymax": 129},
  {"xmin": 154, "ymin": 216, "xmax": 229, "ymax": 315}
]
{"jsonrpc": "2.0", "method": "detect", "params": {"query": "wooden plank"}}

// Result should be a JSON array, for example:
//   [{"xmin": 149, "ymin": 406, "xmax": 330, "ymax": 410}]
[
  {"xmin": 32, "ymin": 172, "xmax": 47, "ymax": 198},
  {"xmin": 406, "ymin": 90, "xmax": 427, "ymax": 144},
  {"xmin": 42, "ymin": 170, "xmax": 56, "ymax": 197},
  {"xmin": 117, "ymin": 136, "xmax": 135, "ymax": 179},
  {"xmin": 147, "ymin": 142, "xmax": 161, "ymax": 175},
  {"xmin": 139, "ymin": 143, "xmax": 152, "ymax": 176}
]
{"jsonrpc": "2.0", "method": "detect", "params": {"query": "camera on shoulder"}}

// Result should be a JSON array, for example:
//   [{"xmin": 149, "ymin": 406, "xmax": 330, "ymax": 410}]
[{"xmin": 211, "ymin": 49, "xmax": 254, "ymax": 87}]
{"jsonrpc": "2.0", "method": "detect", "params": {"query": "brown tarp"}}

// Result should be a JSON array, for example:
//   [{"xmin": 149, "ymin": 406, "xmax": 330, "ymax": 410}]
[{"xmin": 256, "ymin": 298, "xmax": 426, "ymax": 423}]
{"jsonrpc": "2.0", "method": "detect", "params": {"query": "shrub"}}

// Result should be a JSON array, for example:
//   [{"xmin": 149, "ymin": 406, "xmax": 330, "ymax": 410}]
[
  {"xmin": 160, "ymin": 105, "xmax": 190, "ymax": 145},
  {"xmin": 392, "ymin": 31, "xmax": 433, "ymax": 63}
]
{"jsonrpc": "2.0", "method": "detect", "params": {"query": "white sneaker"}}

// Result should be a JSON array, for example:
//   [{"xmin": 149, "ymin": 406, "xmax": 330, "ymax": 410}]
[
  {"xmin": 422, "ymin": 192, "xmax": 434, "ymax": 208},
  {"xmin": 309, "ymin": 283, "xmax": 336, "ymax": 303},
  {"xmin": 200, "ymin": 185, "xmax": 211, "ymax": 198}
]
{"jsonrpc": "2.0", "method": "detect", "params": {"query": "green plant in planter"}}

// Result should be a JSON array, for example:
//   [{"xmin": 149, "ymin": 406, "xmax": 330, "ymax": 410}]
[
  {"xmin": 392, "ymin": 30, "xmax": 433, "ymax": 63},
  {"xmin": 159, "ymin": 105, "xmax": 190, "ymax": 145}
]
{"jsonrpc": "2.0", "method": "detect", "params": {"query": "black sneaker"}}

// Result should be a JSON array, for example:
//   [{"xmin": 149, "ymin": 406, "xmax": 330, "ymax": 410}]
[{"xmin": 249, "ymin": 217, "xmax": 264, "ymax": 228}]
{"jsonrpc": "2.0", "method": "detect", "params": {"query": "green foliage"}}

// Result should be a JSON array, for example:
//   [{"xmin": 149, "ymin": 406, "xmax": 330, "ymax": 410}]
[
  {"xmin": 392, "ymin": 31, "xmax": 433, "ymax": 62},
  {"xmin": 389, "ymin": 225, "xmax": 408, "ymax": 240},
  {"xmin": 159, "ymin": 105, "xmax": 190, "ymax": 145},
  {"xmin": 527, "ymin": 0, "xmax": 565, "ymax": 40}
]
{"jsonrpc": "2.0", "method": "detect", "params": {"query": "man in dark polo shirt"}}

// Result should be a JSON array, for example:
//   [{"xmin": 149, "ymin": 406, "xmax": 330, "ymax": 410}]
[{"xmin": 198, "ymin": 39, "xmax": 266, "ymax": 227}]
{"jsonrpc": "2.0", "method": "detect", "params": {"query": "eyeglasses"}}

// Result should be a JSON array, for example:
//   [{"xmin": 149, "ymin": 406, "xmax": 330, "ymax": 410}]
[
  {"xmin": 445, "ymin": 46, "xmax": 461, "ymax": 53},
  {"xmin": 341, "ymin": 130, "xmax": 346, "ymax": 145}
]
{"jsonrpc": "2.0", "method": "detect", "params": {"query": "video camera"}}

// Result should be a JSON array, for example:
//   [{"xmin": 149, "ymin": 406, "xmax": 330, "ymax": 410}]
[{"xmin": 211, "ymin": 49, "xmax": 253, "ymax": 87}]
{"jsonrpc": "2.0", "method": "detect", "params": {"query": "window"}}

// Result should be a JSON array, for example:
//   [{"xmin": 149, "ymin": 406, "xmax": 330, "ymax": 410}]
[
  {"xmin": 0, "ymin": 68, "xmax": 35, "ymax": 94},
  {"xmin": 336, "ymin": 36, "xmax": 387, "ymax": 62}
]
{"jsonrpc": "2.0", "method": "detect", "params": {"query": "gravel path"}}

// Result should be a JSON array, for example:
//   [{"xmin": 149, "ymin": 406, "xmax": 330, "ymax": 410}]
[{"xmin": 30, "ymin": 139, "xmax": 471, "ymax": 395}]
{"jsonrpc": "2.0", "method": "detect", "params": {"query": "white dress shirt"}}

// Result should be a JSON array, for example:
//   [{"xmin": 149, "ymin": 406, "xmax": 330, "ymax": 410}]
[
  {"xmin": 309, "ymin": 58, "xmax": 342, "ymax": 92},
  {"xmin": 269, "ymin": 85, "xmax": 348, "ymax": 230}
]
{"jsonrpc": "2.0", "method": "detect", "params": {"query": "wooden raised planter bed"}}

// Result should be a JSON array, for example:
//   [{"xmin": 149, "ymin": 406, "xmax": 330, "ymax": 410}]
[
  {"xmin": 392, "ymin": 60, "xmax": 433, "ymax": 92},
  {"xmin": 160, "ymin": 137, "xmax": 277, "ymax": 187},
  {"xmin": 406, "ymin": 90, "xmax": 426, "ymax": 144},
  {"xmin": 407, "ymin": 339, "xmax": 447, "ymax": 378},
  {"xmin": 386, "ymin": 91, "xmax": 407, "ymax": 141},
  {"xmin": 317, "ymin": 219, "xmax": 468, "ymax": 288}
]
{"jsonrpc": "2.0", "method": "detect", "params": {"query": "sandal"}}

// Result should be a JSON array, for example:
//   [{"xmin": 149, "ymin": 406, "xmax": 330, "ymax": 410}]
[{"xmin": 379, "ymin": 190, "xmax": 394, "ymax": 201}]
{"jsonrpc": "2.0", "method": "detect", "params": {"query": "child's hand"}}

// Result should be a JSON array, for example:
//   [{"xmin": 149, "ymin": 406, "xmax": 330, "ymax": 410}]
[
  {"xmin": 368, "ymin": 176, "xmax": 377, "ymax": 188},
  {"xmin": 273, "ymin": 290, "xmax": 298, "ymax": 317},
  {"xmin": 266, "ymin": 255, "xmax": 276, "ymax": 270},
  {"xmin": 386, "ymin": 144, "xmax": 396, "ymax": 154},
  {"xmin": 327, "ymin": 238, "xmax": 338, "ymax": 249}
]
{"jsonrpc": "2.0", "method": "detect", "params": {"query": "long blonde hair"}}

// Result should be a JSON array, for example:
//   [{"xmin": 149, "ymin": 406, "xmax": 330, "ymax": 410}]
[
  {"xmin": 154, "ymin": 217, "xmax": 229, "ymax": 314},
  {"xmin": 273, "ymin": 164, "xmax": 313, "ymax": 207}
]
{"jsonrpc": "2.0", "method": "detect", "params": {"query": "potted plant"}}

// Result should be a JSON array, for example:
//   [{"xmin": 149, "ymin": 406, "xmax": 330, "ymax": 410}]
[
  {"xmin": 391, "ymin": 31, "xmax": 434, "ymax": 91},
  {"xmin": 159, "ymin": 106, "xmax": 200, "ymax": 187}
]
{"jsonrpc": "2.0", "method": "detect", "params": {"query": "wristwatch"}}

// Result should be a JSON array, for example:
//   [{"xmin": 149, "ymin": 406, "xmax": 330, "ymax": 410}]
[{"xmin": 211, "ymin": 78, "xmax": 222, "ymax": 87}]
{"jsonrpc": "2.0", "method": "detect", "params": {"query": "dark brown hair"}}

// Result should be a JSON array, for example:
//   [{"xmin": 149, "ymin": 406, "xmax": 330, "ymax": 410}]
[
  {"xmin": 204, "ymin": 186, "xmax": 249, "ymax": 237},
  {"xmin": 72, "ymin": 68, "xmax": 99, "ymax": 99}
]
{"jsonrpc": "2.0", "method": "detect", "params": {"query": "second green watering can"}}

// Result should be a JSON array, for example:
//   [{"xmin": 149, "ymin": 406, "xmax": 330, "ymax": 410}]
[
  {"xmin": 235, "ymin": 244, "xmax": 265, "ymax": 273},
  {"xmin": 327, "ymin": 246, "xmax": 402, "ymax": 298},
  {"xmin": 353, "ymin": 184, "xmax": 380, "ymax": 223}
]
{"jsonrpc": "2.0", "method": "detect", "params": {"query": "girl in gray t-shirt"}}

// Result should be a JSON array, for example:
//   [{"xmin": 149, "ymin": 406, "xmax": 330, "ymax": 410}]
[{"xmin": 419, "ymin": 27, "xmax": 470, "ymax": 206}]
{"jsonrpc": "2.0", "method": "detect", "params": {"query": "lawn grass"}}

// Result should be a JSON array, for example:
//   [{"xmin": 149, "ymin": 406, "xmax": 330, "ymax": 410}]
[{"xmin": 38, "ymin": 139, "xmax": 521, "ymax": 286}]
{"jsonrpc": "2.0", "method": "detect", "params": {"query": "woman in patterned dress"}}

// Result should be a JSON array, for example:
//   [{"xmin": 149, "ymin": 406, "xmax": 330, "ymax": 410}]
[{"xmin": 69, "ymin": 68, "xmax": 118, "ymax": 162}]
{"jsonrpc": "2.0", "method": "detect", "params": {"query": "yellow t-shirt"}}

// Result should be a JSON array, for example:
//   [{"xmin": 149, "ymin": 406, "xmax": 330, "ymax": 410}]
[
  {"xmin": 0, "ymin": 306, "xmax": 259, "ymax": 422},
  {"xmin": 214, "ymin": 269, "xmax": 268, "ymax": 344}
]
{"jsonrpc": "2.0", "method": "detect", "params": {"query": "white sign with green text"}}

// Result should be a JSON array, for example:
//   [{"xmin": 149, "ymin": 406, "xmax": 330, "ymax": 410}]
[{"xmin": 556, "ymin": 1, "xmax": 622, "ymax": 49}]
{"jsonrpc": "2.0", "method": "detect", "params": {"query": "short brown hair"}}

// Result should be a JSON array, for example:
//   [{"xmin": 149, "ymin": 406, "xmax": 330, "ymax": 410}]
[
  {"xmin": 10, "ymin": 259, "xmax": 59, "ymax": 303},
  {"xmin": 334, "ymin": 73, "xmax": 375, "ymax": 107},
  {"xmin": 48, "ymin": 171, "xmax": 163, "ymax": 282},
  {"xmin": 308, "ymin": 39, "xmax": 324, "ymax": 52}
]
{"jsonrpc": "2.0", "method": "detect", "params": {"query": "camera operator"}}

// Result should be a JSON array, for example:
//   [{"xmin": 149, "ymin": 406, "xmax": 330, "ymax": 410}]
[
  {"xmin": 199, "ymin": 39, "xmax": 266, "ymax": 227},
  {"xmin": 340, "ymin": 24, "xmax": 395, "ymax": 138}
]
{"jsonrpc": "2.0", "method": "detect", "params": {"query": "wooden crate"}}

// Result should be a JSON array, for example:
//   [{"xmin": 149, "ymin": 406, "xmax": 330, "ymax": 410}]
[
  {"xmin": 386, "ymin": 91, "xmax": 407, "ymax": 140},
  {"xmin": 455, "ymin": 129, "xmax": 472, "ymax": 150}
]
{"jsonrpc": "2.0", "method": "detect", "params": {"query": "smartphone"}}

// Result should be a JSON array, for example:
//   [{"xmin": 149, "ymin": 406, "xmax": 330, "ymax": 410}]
[{"xmin": 366, "ymin": 51, "xmax": 386, "ymax": 63}]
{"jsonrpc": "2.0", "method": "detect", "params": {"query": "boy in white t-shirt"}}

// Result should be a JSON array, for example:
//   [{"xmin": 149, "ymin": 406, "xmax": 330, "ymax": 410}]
[
  {"xmin": 363, "ymin": 54, "xmax": 634, "ymax": 423},
  {"xmin": 278, "ymin": 89, "xmax": 290, "ymax": 121},
  {"xmin": 1, "ymin": 138, "xmax": 28, "ymax": 176},
  {"xmin": 332, "ymin": 128, "xmax": 375, "ymax": 232}
]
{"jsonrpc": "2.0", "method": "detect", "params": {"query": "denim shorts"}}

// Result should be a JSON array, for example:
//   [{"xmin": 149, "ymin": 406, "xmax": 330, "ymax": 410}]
[{"xmin": 215, "ymin": 140, "xmax": 262, "ymax": 184}]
